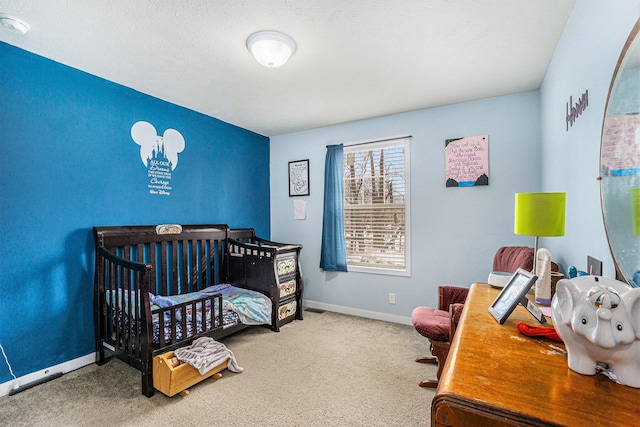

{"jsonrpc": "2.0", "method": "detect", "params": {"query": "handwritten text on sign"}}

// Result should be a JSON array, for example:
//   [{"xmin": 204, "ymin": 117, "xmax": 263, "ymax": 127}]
[
  {"xmin": 601, "ymin": 114, "xmax": 640, "ymax": 176},
  {"xmin": 445, "ymin": 135, "xmax": 489, "ymax": 187}
]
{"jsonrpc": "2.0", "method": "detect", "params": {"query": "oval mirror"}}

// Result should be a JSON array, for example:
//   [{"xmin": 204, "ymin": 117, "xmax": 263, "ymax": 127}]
[{"xmin": 601, "ymin": 18, "xmax": 640, "ymax": 287}]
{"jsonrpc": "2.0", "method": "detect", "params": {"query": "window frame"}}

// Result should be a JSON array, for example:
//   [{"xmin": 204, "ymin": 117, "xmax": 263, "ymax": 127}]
[{"xmin": 343, "ymin": 136, "xmax": 411, "ymax": 277}]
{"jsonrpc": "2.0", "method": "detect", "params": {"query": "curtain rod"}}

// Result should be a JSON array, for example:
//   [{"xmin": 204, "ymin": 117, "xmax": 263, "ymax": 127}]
[{"xmin": 344, "ymin": 134, "xmax": 412, "ymax": 148}]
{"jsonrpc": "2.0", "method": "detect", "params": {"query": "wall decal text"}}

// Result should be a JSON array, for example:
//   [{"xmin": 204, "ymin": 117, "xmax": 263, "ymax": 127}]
[
  {"xmin": 566, "ymin": 90, "xmax": 589, "ymax": 131},
  {"xmin": 131, "ymin": 121, "xmax": 185, "ymax": 196}
]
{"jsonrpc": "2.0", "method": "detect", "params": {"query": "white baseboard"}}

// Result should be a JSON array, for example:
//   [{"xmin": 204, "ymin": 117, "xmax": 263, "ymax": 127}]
[
  {"xmin": 303, "ymin": 300, "xmax": 412, "ymax": 326},
  {"xmin": 0, "ymin": 352, "xmax": 95, "ymax": 397}
]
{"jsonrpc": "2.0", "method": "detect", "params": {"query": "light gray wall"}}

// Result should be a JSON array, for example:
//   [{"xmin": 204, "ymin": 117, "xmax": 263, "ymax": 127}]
[
  {"xmin": 540, "ymin": 0, "xmax": 640, "ymax": 278},
  {"xmin": 271, "ymin": 1, "xmax": 640, "ymax": 324},
  {"xmin": 270, "ymin": 92, "xmax": 542, "ymax": 323}
]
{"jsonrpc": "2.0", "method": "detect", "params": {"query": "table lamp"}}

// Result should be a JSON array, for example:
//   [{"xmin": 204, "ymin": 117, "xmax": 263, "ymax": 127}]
[
  {"xmin": 514, "ymin": 192, "xmax": 566, "ymax": 274},
  {"xmin": 633, "ymin": 188, "xmax": 640, "ymax": 236}
]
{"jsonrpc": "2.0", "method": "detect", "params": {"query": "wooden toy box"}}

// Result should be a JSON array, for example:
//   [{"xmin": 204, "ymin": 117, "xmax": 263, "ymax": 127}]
[{"xmin": 152, "ymin": 351, "xmax": 228, "ymax": 397}]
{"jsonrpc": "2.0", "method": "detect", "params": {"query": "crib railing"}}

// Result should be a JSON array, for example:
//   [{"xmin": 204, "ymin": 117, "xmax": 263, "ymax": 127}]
[
  {"xmin": 151, "ymin": 296, "xmax": 223, "ymax": 350},
  {"xmin": 95, "ymin": 246, "xmax": 153, "ymax": 371},
  {"xmin": 95, "ymin": 245, "xmax": 225, "ymax": 396}
]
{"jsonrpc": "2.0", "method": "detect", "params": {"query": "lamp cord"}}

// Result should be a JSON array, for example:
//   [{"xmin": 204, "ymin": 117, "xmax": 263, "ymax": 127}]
[{"xmin": 0, "ymin": 343, "xmax": 17, "ymax": 380}]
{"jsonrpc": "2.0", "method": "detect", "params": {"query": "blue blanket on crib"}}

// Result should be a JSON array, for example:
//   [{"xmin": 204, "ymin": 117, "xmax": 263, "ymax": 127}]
[
  {"xmin": 109, "ymin": 284, "xmax": 271, "ymax": 325},
  {"xmin": 208, "ymin": 284, "xmax": 272, "ymax": 325},
  {"xmin": 161, "ymin": 284, "xmax": 271, "ymax": 325},
  {"xmin": 108, "ymin": 284, "xmax": 271, "ymax": 346},
  {"xmin": 107, "ymin": 283, "xmax": 271, "ymax": 327},
  {"xmin": 156, "ymin": 284, "xmax": 272, "ymax": 326}
]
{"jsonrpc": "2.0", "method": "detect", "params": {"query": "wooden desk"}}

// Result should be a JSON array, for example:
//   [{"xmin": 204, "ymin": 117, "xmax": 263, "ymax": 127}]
[{"xmin": 432, "ymin": 283, "xmax": 640, "ymax": 427}]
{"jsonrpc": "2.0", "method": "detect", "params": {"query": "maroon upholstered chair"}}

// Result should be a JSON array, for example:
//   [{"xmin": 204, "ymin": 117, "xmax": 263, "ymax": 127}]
[{"xmin": 411, "ymin": 286, "xmax": 469, "ymax": 388}]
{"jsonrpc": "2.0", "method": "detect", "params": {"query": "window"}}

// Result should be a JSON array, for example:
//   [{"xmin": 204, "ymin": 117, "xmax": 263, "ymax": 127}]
[{"xmin": 343, "ymin": 136, "xmax": 410, "ymax": 276}]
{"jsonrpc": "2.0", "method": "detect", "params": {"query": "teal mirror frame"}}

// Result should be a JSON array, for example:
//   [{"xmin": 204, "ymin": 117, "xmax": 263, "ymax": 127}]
[{"xmin": 601, "ymin": 18, "xmax": 640, "ymax": 287}]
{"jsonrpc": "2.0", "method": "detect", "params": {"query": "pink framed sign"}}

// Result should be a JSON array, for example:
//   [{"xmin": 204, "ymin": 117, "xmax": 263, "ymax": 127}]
[{"xmin": 445, "ymin": 135, "xmax": 489, "ymax": 187}]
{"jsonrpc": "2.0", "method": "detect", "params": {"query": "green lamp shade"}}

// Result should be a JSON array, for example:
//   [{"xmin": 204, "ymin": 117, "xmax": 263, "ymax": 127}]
[
  {"xmin": 514, "ymin": 192, "xmax": 566, "ymax": 237},
  {"xmin": 633, "ymin": 188, "xmax": 640, "ymax": 236}
]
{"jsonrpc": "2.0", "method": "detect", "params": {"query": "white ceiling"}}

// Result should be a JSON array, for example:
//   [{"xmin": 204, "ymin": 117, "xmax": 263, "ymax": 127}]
[{"xmin": 0, "ymin": 0, "xmax": 576, "ymax": 137}]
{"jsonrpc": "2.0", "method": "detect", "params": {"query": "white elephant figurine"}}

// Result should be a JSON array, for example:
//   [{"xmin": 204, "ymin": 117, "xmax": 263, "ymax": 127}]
[{"xmin": 551, "ymin": 275, "xmax": 640, "ymax": 388}]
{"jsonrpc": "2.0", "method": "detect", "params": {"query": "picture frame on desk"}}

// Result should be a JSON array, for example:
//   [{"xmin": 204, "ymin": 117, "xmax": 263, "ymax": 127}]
[{"xmin": 489, "ymin": 268, "xmax": 540, "ymax": 324}]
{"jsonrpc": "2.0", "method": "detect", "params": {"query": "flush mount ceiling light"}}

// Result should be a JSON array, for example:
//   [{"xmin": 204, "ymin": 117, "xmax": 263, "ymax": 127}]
[
  {"xmin": 246, "ymin": 30, "xmax": 296, "ymax": 68},
  {"xmin": 0, "ymin": 14, "xmax": 30, "ymax": 35}
]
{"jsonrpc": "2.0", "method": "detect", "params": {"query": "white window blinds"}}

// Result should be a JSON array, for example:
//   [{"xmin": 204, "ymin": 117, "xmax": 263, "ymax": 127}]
[{"xmin": 343, "ymin": 136, "xmax": 410, "ymax": 275}]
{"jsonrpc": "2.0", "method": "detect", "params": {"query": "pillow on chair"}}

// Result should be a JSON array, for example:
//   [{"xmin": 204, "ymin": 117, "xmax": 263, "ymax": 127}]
[
  {"xmin": 492, "ymin": 246, "xmax": 560, "ymax": 277},
  {"xmin": 492, "ymin": 246, "xmax": 534, "ymax": 273}
]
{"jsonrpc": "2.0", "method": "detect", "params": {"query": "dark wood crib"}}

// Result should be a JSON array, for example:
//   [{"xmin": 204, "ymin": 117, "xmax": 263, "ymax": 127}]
[
  {"xmin": 227, "ymin": 230, "xmax": 304, "ymax": 332},
  {"xmin": 93, "ymin": 224, "xmax": 303, "ymax": 396}
]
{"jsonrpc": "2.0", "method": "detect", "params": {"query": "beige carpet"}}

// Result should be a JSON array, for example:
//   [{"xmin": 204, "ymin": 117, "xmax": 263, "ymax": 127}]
[{"xmin": 0, "ymin": 311, "xmax": 436, "ymax": 426}]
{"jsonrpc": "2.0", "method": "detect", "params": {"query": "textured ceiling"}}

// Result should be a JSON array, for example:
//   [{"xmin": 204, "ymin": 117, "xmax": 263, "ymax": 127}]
[{"xmin": 0, "ymin": 0, "xmax": 576, "ymax": 137}]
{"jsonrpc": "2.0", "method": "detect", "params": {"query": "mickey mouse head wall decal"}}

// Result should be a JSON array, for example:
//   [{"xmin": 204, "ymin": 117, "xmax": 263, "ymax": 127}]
[
  {"xmin": 131, "ymin": 121, "xmax": 185, "ymax": 171},
  {"xmin": 131, "ymin": 121, "xmax": 186, "ymax": 196}
]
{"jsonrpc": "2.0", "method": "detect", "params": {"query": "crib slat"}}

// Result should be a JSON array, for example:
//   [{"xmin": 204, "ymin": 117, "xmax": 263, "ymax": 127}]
[
  {"xmin": 181, "ymin": 240, "xmax": 188, "ymax": 293},
  {"xmin": 211, "ymin": 238, "xmax": 221, "ymax": 285},
  {"xmin": 160, "ymin": 241, "xmax": 168, "ymax": 295},
  {"xmin": 194, "ymin": 239, "xmax": 203, "ymax": 291},
  {"xmin": 170, "ymin": 307, "xmax": 177, "ymax": 343},
  {"xmin": 171, "ymin": 241, "xmax": 179, "ymax": 295},
  {"xmin": 205, "ymin": 239, "xmax": 211, "ymax": 287},
  {"xmin": 136, "ymin": 244, "xmax": 144, "ymax": 270},
  {"xmin": 201, "ymin": 239, "xmax": 211, "ymax": 288},
  {"xmin": 185, "ymin": 240, "xmax": 192, "ymax": 293},
  {"xmin": 148, "ymin": 242, "xmax": 157, "ymax": 295}
]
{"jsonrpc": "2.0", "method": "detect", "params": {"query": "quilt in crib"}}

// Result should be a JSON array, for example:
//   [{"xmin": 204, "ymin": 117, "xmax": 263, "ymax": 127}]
[{"xmin": 107, "ymin": 284, "xmax": 271, "ymax": 345}]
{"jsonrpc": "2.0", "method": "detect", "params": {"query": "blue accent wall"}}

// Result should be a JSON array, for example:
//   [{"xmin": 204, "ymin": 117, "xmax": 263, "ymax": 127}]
[{"xmin": 0, "ymin": 41, "xmax": 270, "ymax": 382}]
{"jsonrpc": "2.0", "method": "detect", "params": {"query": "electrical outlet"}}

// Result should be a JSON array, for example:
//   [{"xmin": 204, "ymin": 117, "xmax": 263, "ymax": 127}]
[
  {"xmin": 587, "ymin": 256, "xmax": 602, "ymax": 276},
  {"xmin": 388, "ymin": 293, "xmax": 396, "ymax": 304}
]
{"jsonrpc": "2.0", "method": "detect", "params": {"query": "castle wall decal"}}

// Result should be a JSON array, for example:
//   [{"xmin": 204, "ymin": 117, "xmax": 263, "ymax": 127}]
[{"xmin": 131, "ymin": 121, "xmax": 185, "ymax": 196}]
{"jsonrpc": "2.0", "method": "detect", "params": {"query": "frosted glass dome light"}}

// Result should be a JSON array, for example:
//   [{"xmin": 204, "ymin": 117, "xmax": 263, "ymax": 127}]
[
  {"xmin": 0, "ymin": 14, "xmax": 30, "ymax": 35},
  {"xmin": 247, "ymin": 30, "xmax": 296, "ymax": 68}
]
